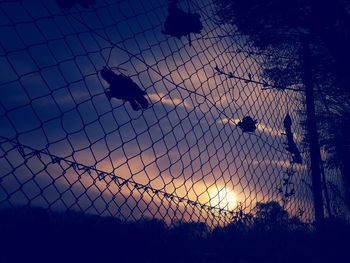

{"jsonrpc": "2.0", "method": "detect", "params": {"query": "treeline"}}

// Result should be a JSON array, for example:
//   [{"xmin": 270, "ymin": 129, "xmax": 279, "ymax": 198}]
[{"xmin": 0, "ymin": 202, "xmax": 349, "ymax": 263}]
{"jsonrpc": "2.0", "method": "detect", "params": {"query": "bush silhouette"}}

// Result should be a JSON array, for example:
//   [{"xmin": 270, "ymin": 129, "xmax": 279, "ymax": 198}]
[{"xmin": 0, "ymin": 205, "xmax": 349, "ymax": 263}]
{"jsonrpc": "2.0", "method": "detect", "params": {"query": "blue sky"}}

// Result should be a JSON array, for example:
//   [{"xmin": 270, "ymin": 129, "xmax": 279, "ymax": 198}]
[{"xmin": 0, "ymin": 0, "xmax": 313, "ymax": 224}]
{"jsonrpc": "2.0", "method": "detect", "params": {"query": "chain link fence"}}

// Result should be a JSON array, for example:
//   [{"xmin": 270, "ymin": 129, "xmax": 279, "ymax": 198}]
[{"xmin": 0, "ymin": 0, "xmax": 347, "ymax": 227}]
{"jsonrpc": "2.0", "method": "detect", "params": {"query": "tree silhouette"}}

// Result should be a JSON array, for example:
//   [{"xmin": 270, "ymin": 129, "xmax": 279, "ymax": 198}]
[
  {"xmin": 214, "ymin": 0, "xmax": 350, "ymax": 210},
  {"xmin": 254, "ymin": 201, "xmax": 290, "ymax": 231},
  {"xmin": 1, "ymin": 206, "xmax": 349, "ymax": 263}
]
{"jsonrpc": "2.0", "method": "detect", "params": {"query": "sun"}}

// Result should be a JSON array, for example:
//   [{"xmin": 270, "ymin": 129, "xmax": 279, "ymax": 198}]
[{"xmin": 209, "ymin": 187, "xmax": 237, "ymax": 211}]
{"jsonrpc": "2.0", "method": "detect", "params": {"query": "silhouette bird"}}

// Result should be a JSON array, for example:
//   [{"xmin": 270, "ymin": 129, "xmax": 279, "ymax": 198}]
[
  {"xmin": 282, "ymin": 114, "xmax": 302, "ymax": 164},
  {"xmin": 100, "ymin": 67, "xmax": 149, "ymax": 111},
  {"xmin": 162, "ymin": 1, "xmax": 203, "ymax": 46},
  {"xmin": 56, "ymin": 0, "xmax": 95, "ymax": 10},
  {"xmin": 237, "ymin": 116, "xmax": 257, "ymax": 132}
]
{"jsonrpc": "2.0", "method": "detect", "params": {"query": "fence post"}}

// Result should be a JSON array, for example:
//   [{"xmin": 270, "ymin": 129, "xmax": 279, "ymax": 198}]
[{"xmin": 302, "ymin": 35, "xmax": 325, "ymax": 228}]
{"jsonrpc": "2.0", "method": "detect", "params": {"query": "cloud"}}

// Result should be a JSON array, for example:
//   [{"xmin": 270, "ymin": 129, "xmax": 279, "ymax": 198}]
[
  {"xmin": 246, "ymin": 159, "xmax": 307, "ymax": 170},
  {"xmin": 148, "ymin": 92, "xmax": 192, "ymax": 109}
]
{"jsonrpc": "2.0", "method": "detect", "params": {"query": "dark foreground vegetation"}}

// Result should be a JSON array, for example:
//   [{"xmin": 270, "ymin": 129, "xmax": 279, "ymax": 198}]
[{"xmin": 0, "ymin": 203, "xmax": 349, "ymax": 263}]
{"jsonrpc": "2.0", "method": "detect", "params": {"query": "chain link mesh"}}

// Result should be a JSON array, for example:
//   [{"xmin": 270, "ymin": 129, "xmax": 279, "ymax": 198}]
[{"xmin": 0, "ymin": 0, "xmax": 347, "ymax": 227}]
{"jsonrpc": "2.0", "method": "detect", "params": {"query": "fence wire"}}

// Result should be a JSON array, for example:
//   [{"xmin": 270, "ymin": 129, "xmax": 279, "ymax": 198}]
[{"xmin": 0, "ymin": 0, "xmax": 346, "ymax": 227}]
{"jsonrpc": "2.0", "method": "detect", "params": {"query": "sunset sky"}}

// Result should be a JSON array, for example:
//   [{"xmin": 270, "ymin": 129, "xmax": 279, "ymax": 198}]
[{"xmin": 0, "ymin": 0, "xmax": 313, "ymax": 225}]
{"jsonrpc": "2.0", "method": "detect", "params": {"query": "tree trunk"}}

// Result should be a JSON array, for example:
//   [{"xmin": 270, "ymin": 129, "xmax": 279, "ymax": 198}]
[{"xmin": 302, "ymin": 35, "xmax": 325, "ymax": 228}]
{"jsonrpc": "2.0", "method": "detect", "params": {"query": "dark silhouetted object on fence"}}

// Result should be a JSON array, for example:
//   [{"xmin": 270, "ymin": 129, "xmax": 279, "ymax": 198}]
[
  {"xmin": 162, "ymin": 0, "xmax": 203, "ymax": 46},
  {"xmin": 56, "ymin": 0, "xmax": 96, "ymax": 10},
  {"xmin": 100, "ymin": 67, "xmax": 149, "ymax": 111},
  {"xmin": 238, "ymin": 116, "xmax": 257, "ymax": 132},
  {"xmin": 283, "ymin": 114, "xmax": 302, "ymax": 164}
]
